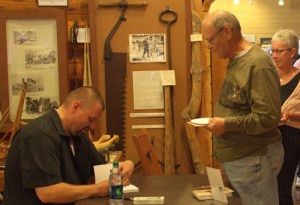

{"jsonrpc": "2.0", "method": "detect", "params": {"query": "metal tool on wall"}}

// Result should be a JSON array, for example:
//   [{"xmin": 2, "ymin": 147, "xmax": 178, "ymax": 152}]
[
  {"xmin": 97, "ymin": 0, "xmax": 148, "ymax": 151},
  {"xmin": 159, "ymin": 7, "xmax": 178, "ymax": 175},
  {"xmin": 70, "ymin": 21, "xmax": 80, "ymax": 90}
]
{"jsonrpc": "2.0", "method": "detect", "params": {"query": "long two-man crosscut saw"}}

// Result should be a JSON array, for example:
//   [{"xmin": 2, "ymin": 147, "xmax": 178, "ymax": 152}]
[{"xmin": 97, "ymin": 0, "xmax": 148, "ymax": 151}]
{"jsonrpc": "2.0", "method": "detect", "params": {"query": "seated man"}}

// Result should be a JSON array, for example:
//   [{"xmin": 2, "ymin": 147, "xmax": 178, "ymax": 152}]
[{"xmin": 3, "ymin": 86, "xmax": 134, "ymax": 205}]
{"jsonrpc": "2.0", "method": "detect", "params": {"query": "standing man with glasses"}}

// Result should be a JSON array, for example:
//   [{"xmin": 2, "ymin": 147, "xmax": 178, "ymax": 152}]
[
  {"xmin": 202, "ymin": 10, "xmax": 284, "ymax": 205},
  {"xmin": 271, "ymin": 29, "xmax": 300, "ymax": 205}
]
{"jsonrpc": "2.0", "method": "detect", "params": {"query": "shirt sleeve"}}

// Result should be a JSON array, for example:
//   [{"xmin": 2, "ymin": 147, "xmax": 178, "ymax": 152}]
[
  {"xmin": 20, "ymin": 133, "xmax": 63, "ymax": 189},
  {"xmin": 87, "ymin": 136, "xmax": 107, "ymax": 165}
]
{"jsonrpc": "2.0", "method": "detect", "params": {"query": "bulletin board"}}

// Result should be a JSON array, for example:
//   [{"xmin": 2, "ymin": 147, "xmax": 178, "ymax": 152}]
[{"xmin": 0, "ymin": 9, "xmax": 69, "ymax": 123}]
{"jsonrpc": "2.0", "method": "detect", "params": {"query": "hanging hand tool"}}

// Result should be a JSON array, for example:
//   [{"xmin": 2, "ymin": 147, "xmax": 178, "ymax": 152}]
[
  {"xmin": 98, "ymin": 0, "xmax": 148, "ymax": 151},
  {"xmin": 70, "ymin": 21, "xmax": 80, "ymax": 90},
  {"xmin": 159, "ymin": 7, "xmax": 178, "ymax": 175}
]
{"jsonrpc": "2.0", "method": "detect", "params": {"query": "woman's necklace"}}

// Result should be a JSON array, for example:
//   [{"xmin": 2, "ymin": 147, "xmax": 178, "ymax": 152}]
[{"xmin": 279, "ymin": 67, "xmax": 299, "ymax": 84}]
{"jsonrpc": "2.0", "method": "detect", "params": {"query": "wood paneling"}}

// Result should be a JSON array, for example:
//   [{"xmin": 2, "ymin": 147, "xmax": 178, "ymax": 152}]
[{"xmin": 210, "ymin": 0, "xmax": 300, "ymax": 43}]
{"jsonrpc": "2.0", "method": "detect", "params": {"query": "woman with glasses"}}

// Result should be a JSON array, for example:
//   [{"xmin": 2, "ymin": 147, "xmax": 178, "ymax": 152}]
[{"xmin": 271, "ymin": 29, "xmax": 300, "ymax": 205}]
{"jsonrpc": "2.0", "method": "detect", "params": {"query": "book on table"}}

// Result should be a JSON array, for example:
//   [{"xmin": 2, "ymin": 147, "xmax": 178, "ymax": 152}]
[{"xmin": 193, "ymin": 186, "xmax": 234, "ymax": 201}]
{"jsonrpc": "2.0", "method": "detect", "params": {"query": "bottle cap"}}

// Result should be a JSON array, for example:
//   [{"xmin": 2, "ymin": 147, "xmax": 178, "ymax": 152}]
[{"xmin": 113, "ymin": 161, "xmax": 119, "ymax": 167}]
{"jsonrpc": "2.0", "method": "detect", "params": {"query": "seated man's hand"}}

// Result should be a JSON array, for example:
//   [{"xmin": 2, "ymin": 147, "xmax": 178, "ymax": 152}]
[
  {"xmin": 96, "ymin": 179, "xmax": 110, "ymax": 197},
  {"xmin": 119, "ymin": 160, "xmax": 134, "ymax": 186}
]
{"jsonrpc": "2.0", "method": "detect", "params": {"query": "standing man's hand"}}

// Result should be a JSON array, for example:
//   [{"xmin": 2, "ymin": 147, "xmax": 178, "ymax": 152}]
[{"xmin": 206, "ymin": 117, "xmax": 225, "ymax": 137}]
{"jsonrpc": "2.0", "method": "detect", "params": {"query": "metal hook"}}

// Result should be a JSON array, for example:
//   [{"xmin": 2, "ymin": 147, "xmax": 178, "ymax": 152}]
[{"xmin": 159, "ymin": 6, "xmax": 177, "ymax": 25}]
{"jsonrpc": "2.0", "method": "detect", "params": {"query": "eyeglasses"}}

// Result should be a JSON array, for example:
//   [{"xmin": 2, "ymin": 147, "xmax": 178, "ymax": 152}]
[
  {"xmin": 270, "ymin": 48, "xmax": 292, "ymax": 55},
  {"xmin": 206, "ymin": 27, "xmax": 224, "ymax": 44}
]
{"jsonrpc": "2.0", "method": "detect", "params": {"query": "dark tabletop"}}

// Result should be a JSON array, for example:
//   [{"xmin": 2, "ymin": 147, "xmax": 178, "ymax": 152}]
[{"xmin": 76, "ymin": 174, "xmax": 241, "ymax": 205}]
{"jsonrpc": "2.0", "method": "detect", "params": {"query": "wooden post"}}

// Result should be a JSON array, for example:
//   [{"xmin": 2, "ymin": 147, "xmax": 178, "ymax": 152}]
[{"xmin": 181, "ymin": 0, "xmax": 213, "ymax": 174}]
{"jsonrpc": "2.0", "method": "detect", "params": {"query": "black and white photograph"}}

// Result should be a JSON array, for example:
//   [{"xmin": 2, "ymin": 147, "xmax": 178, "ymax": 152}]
[
  {"xmin": 25, "ymin": 47, "xmax": 57, "ymax": 69},
  {"xmin": 11, "ymin": 73, "xmax": 44, "ymax": 95},
  {"xmin": 129, "ymin": 34, "xmax": 166, "ymax": 63},
  {"xmin": 13, "ymin": 30, "xmax": 37, "ymax": 45},
  {"xmin": 25, "ymin": 96, "xmax": 58, "ymax": 116}
]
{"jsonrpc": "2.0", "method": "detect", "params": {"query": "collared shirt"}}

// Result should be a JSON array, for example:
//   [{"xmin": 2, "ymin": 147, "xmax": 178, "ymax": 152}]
[{"xmin": 3, "ymin": 109, "xmax": 106, "ymax": 205}]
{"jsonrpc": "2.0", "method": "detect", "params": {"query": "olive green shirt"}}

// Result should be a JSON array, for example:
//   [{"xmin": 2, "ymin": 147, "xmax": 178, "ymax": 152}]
[{"xmin": 214, "ymin": 45, "xmax": 282, "ymax": 162}]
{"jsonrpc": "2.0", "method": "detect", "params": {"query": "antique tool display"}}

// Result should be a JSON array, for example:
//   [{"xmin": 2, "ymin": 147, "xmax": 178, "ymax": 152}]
[
  {"xmin": 0, "ymin": 80, "xmax": 27, "ymax": 163},
  {"xmin": 97, "ymin": 0, "xmax": 148, "ymax": 151},
  {"xmin": 159, "ymin": 7, "xmax": 178, "ymax": 175}
]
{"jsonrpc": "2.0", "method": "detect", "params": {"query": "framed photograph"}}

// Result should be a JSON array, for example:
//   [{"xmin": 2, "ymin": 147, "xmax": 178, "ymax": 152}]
[
  {"xmin": 0, "ymin": 9, "xmax": 69, "ymax": 121},
  {"xmin": 260, "ymin": 37, "xmax": 272, "ymax": 46},
  {"xmin": 37, "ymin": 0, "xmax": 68, "ymax": 6},
  {"xmin": 129, "ymin": 34, "xmax": 166, "ymax": 63}
]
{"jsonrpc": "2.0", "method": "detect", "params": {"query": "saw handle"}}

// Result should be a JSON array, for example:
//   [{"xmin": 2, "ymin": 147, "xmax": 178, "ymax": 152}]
[{"xmin": 98, "ymin": 0, "xmax": 148, "ymax": 8}]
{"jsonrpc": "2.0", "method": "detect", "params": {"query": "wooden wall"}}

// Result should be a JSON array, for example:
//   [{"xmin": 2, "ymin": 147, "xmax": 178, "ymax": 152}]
[
  {"xmin": 1, "ymin": 0, "xmax": 299, "ymax": 175},
  {"xmin": 92, "ymin": 0, "xmax": 194, "ymax": 175},
  {"xmin": 210, "ymin": 0, "xmax": 300, "ymax": 43},
  {"xmin": 0, "ymin": 0, "xmax": 197, "ymax": 175}
]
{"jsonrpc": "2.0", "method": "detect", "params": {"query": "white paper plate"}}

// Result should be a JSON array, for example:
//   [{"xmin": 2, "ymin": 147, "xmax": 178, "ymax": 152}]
[
  {"xmin": 187, "ymin": 122, "xmax": 206, "ymax": 127},
  {"xmin": 191, "ymin": 118, "xmax": 210, "ymax": 125}
]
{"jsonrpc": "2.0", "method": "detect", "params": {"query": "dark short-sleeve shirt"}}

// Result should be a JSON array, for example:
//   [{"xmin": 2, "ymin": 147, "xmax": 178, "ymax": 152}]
[{"xmin": 3, "ymin": 109, "xmax": 106, "ymax": 205}]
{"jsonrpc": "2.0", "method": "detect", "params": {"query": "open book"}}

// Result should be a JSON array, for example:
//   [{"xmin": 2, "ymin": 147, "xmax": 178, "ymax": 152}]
[
  {"xmin": 193, "ymin": 186, "xmax": 234, "ymax": 201},
  {"xmin": 93, "ymin": 164, "xmax": 139, "ymax": 193}
]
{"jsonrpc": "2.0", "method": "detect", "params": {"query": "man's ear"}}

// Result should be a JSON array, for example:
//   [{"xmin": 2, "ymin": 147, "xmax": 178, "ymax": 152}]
[
  {"xmin": 223, "ymin": 25, "xmax": 232, "ymax": 40},
  {"xmin": 72, "ymin": 101, "xmax": 81, "ymax": 113}
]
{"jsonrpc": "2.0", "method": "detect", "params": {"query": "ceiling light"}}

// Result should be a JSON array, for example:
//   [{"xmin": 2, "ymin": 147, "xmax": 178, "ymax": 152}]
[
  {"xmin": 279, "ymin": 0, "xmax": 284, "ymax": 5},
  {"xmin": 234, "ymin": 0, "xmax": 240, "ymax": 5}
]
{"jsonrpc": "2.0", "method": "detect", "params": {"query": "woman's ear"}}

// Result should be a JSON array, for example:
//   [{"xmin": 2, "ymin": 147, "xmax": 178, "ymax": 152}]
[{"xmin": 291, "ymin": 48, "xmax": 298, "ymax": 59}]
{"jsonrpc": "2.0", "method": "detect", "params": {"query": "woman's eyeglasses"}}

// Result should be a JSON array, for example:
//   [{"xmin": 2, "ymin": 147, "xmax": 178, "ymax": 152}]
[{"xmin": 270, "ymin": 48, "xmax": 292, "ymax": 55}]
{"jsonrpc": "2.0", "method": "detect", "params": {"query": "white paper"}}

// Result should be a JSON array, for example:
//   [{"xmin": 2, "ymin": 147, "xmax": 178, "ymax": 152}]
[
  {"xmin": 93, "ymin": 164, "xmax": 139, "ymax": 193},
  {"xmin": 206, "ymin": 167, "xmax": 228, "ymax": 204},
  {"xmin": 161, "ymin": 70, "xmax": 176, "ymax": 86},
  {"xmin": 190, "ymin": 34, "xmax": 202, "ymax": 42},
  {"xmin": 94, "ymin": 164, "xmax": 112, "ymax": 183},
  {"xmin": 76, "ymin": 28, "xmax": 90, "ymax": 43},
  {"xmin": 132, "ymin": 71, "xmax": 164, "ymax": 110}
]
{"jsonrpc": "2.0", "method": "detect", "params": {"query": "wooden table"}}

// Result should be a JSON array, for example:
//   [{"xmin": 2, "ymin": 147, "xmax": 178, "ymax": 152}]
[{"xmin": 76, "ymin": 175, "xmax": 241, "ymax": 205}]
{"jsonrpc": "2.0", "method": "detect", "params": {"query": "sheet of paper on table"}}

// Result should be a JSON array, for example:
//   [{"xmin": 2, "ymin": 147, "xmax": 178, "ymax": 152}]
[
  {"xmin": 93, "ymin": 164, "xmax": 139, "ymax": 193},
  {"xmin": 206, "ymin": 167, "xmax": 228, "ymax": 204}
]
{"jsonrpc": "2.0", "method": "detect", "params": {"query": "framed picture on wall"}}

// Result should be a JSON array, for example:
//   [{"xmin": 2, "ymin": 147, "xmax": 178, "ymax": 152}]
[
  {"xmin": 260, "ymin": 38, "xmax": 272, "ymax": 46},
  {"xmin": 0, "ymin": 9, "xmax": 69, "ymax": 122},
  {"xmin": 129, "ymin": 34, "xmax": 166, "ymax": 63},
  {"xmin": 37, "ymin": 0, "xmax": 68, "ymax": 6}
]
